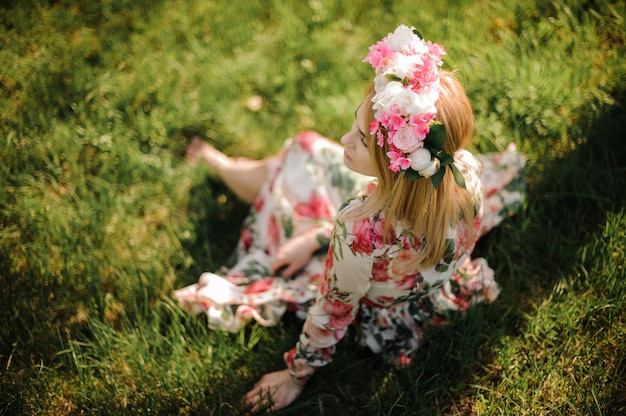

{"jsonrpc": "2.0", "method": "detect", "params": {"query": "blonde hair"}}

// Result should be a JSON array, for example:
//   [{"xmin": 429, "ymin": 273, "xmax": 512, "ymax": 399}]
[{"xmin": 342, "ymin": 71, "xmax": 475, "ymax": 269}]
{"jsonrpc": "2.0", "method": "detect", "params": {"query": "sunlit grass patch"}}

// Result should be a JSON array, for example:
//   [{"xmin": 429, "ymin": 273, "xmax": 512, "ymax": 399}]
[{"xmin": 1, "ymin": 0, "xmax": 624, "ymax": 414}]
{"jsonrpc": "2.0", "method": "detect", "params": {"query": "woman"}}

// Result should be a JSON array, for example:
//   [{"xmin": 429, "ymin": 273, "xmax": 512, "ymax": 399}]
[{"xmin": 175, "ymin": 25, "xmax": 525, "ymax": 411}]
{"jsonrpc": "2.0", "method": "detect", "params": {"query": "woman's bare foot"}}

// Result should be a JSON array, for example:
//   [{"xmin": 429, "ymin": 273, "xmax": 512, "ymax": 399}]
[
  {"xmin": 185, "ymin": 136, "xmax": 278, "ymax": 204},
  {"xmin": 185, "ymin": 136, "xmax": 206, "ymax": 166},
  {"xmin": 185, "ymin": 136, "xmax": 232, "ymax": 173}
]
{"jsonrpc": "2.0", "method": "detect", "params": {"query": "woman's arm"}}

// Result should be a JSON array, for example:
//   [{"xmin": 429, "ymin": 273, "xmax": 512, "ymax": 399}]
[
  {"xmin": 270, "ymin": 225, "xmax": 332, "ymax": 277},
  {"xmin": 243, "ymin": 208, "xmax": 374, "ymax": 411},
  {"xmin": 289, "ymin": 214, "xmax": 374, "ymax": 363}
]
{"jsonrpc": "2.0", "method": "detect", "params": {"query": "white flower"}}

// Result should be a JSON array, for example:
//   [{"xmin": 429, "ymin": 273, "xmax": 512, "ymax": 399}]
[
  {"xmin": 387, "ymin": 25, "xmax": 426, "ymax": 54},
  {"xmin": 386, "ymin": 53, "xmax": 423, "ymax": 80},
  {"xmin": 372, "ymin": 82, "xmax": 437, "ymax": 117},
  {"xmin": 418, "ymin": 158, "xmax": 440, "ymax": 178},
  {"xmin": 406, "ymin": 88, "xmax": 439, "ymax": 115},
  {"xmin": 409, "ymin": 147, "xmax": 432, "ymax": 171},
  {"xmin": 372, "ymin": 81, "xmax": 412, "ymax": 112},
  {"xmin": 373, "ymin": 73, "xmax": 390, "ymax": 94}
]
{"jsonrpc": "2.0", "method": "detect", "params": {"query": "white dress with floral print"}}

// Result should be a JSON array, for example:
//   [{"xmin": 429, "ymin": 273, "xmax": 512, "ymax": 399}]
[
  {"xmin": 173, "ymin": 131, "xmax": 374, "ymax": 331},
  {"xmin": 173, "ymin": 131, "xmax": 525, "ymax": 368}
]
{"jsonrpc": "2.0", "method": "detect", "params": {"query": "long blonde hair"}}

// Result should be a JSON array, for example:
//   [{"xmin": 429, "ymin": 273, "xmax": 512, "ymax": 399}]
[{"xmin": 342, "ymin": 71, "xmax": 475, "ymax": 269}]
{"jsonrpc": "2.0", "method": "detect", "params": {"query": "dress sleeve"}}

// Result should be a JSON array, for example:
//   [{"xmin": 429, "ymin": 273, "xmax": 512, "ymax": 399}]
[
  {"xmin": 285, "ymin": 201, "xmax": 374, "ymax": 379},
  {"xmin": 313, "ymin": 222, "xmax": 334, "ymax": 249}
]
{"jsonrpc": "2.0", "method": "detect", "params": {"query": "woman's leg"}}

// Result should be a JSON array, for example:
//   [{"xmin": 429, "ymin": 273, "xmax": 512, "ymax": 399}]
[{"xmin": 186, "ymin": 136, "xmax": 279, "ymax": 204}]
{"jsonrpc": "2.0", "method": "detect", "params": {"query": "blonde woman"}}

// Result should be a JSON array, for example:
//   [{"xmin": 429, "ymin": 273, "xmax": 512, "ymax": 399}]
[{"xmin": 174, "ymin": 25, "xmax": 525, "ymax": 411}]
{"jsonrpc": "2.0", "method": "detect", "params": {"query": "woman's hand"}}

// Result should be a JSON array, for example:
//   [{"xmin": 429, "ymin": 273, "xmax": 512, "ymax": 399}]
[
  {"xmin": 271, "ymin": 230, "xmax": 322, "ymax": 278},
  {"xmin": 243, "ymin": 369, "xmax": 304, "ymax": 413}
]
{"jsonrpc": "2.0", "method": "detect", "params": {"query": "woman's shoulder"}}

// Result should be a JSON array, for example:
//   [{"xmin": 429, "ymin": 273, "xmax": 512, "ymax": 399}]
[
  {"xmin": 454, "ymin": 149, "xmax": 484, "ymax": 210},
  {"xmin": 454, "ymin": 149, "xmax": 482, "ymax": 175},
  {"xmin": 337, "ymin": 195, "xmax": 368, "ymax": 217}
]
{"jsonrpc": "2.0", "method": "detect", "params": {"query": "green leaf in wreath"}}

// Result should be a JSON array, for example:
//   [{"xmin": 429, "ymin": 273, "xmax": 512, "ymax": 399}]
[
  {"xmin": 449, "ymin": 163, "xmax": 467, "ymax": 189},
  {"xmin": 405, "ymin": 169, "xmax": 423, "ymax": 181},
  {"xmin": 438, "ymin": 152, "xmax": 454, "ymax": 166},
  {"xmin": 424, "ymin": 123, "xmax": 446, "ymax": 151},
  {"xmin": 431, "ymin": 167, "xmax": 445, "ymax": 188},
  {"xmin": 412, "ymin": 29, "xmax": 423, "ymax": 39}
]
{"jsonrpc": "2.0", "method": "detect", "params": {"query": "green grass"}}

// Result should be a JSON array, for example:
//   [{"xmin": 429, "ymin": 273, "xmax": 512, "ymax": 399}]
[{"xmin": 1, "ymin": 0, "xmax": 625, "ymax": 414}]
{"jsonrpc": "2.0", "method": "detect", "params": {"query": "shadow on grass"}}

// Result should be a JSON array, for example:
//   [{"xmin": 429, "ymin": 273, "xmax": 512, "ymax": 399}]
[
  {"xmin": 455, "ymin": 93, "xmax": 626, "ymax": 413},
  {"xmin": 480, "ymin": 88, "xmax": 626, "ymax": 324},
  {"xmin": 180, "ymin": 176, "xmax": 250, "ymax": 283}
]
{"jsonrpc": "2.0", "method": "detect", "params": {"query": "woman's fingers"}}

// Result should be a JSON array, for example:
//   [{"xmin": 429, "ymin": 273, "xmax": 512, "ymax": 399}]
[
  {"xmin": 244, "ymin": 384, "xmax": 276, "ymax": 413},
  {"xmin": 242, "ymin": 370, "xmax": 304, "ymax": 413}
]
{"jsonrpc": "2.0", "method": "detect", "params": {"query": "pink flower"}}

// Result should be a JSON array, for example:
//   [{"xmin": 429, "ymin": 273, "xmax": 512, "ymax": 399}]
[
  {"xmin": 295, "ymin": 131, "xmax": 322, "ymax": 153},
  {"xmin": 391, "ymin": 250, "xmax": 418, "ymax": 277},
  {"xmin": 323, "ymin": 299, "xmax": 354, "ymax": 330},
  {"xmin": 390, "ymin": 250, "xmax": 422, "ymax": 289},
  {"xmin": 364, "ymin": 181, "xmax": 378, "ymax": 195},
  {"xmin": 328, "ymin": 314, "xmax": 353, "ymax": 330},
  {"xmin": 378, "ymin": 110, "xmax": 406, "ymax": 133},
  {"xmin": 376, "ymin": 295, "xmax": 395, "ymax": 305},
  {"xmin": 426, "ymin": 41, "xmax": 446, "ymax": 62},
  {"xmin": 253, "ymin": 196, "xmax": 265, "ymax": 213},
  {"xmin": 410, "ymin": 112, "xmax": 436, "ymax": 139},
  {"xmin": 360, "ymin": 297, "xmax": 383, "ymax": 308},
  {"xmin": 389, "ymin": 103, "xmax": 403, "ymax": 117},
  {"xmin": 391, "ymin": 125, "xmax": 421, "ymax": 153},
  {"xmin": 455, "ymin": 227, "xmax": 469, "ymax": 257},
  {"xmin": 323, "ymin": 299, "xmax": 353, "ymax": 316},
  {"xmin": 333, "ymin": 328, "xmax": 348, "ymax": 342},
  {"xmin": 400, "ymin": 234, "xmax": 421, "ymax": 251},
  {"xmin": 305, "ymin": 320, "xmax": 333, "ymax": 344},
  {"xmin": 295, "ymin": 193, "xmax": 332, "ymax": 220},
  {"xmin": 267, "ymin": 214, "xmax": 280, "ymax": 255},
  {"xmin": 363, "ymin": 41, "xmax": 394, "ymax": 69},
  {"xmin": 370, "ymin": 120, "xmax": 380, "ymax": 135},
  {"xmin": 240, "ymin": 227, "xmax": 253, "ymax": 251},
  {"xmin": 394, "ymin": 273, "xmax": 419, "ymax": 290},
  {"xmin": 387, "ymin": 150, "xmax": 411, "ymax": 171},
  {"xmin": 319, "ymin": 271, "xmax": 330, "ymax": 296},
  {"xmin": 319, "ymin": 249, "xmax": 333, "ymax": 296},
  {"xmin": 244, "ymin": 278, "xmax": 274, "ymax": 294},
  {"xmin": 473, "ymin": 214, "xmax": 482, "ymax": 238},
  {"xmin": 324, "ymin": 245, "xmax": 334, "ymax": 271},
  {"xmin": 372, "ymin": 258, "xmax": 390, "ymax": 282},
  {"xmin": 370, "ymin": 120, "xmax": 386, "ymax": 147},
  {"xmin": 371, "ymin": 216, "xmax": 393, "ymax": 248},
  {"xmin": 351, "ymin": 218, "xmax": 373, "ymax": 255},
  {"xmin": 407, "ymin": 59, "xmax": 439, "ymax": 92}
]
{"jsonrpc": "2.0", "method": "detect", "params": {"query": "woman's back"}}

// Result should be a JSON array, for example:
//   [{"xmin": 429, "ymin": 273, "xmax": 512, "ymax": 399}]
[{"xmin": 298, "ymin": 149, "xmax": 490, "ymax": 367}]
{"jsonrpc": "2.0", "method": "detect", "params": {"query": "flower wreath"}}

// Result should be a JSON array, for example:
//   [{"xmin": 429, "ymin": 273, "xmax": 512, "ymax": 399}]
[{"xmin": 364, "ymin": 24, "xmax": 466, "ymax": 189}]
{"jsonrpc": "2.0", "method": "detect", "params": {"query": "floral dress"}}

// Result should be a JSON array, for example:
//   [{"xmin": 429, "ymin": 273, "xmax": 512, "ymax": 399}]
[
  {"xmin": 173, "ymin": 131, "xmax": 526, "ymax": 367},
  {"xmin": 173, "ymin": 131, "xmax": 374, "ymax": 331}
]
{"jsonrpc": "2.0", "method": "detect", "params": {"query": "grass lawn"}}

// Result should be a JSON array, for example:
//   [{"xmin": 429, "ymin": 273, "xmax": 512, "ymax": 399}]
[{"xmin": 1, "ymin": 0, "xmax": 625, "ymax": 414}]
